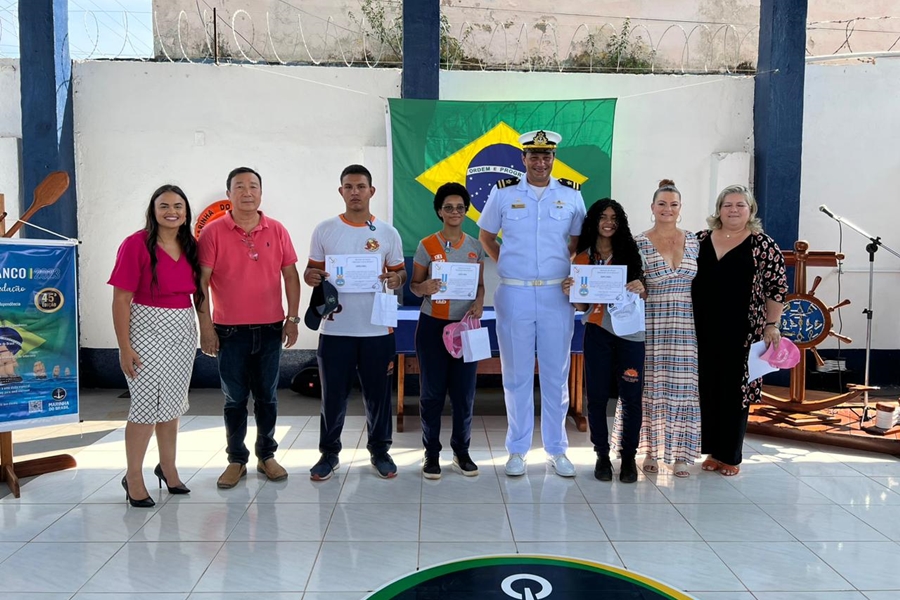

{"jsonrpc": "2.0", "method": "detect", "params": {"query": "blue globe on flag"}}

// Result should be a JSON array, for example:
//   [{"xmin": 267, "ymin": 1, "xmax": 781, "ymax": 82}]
[{"xmin": 465, "ymin": 143, "xmax": 524, "ymax": 213}]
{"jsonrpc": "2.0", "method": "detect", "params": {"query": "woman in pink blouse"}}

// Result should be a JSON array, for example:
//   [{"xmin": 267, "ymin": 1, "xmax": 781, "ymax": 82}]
[{"xmin": 109, "ymin": 185, "xmax": 202, "ymax": 507}]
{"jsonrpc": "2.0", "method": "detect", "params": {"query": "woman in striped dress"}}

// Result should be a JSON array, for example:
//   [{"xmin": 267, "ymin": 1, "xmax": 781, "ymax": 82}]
[{"xmin": 636, "ymin": 180, "xmax": 701, "ymax": 477}]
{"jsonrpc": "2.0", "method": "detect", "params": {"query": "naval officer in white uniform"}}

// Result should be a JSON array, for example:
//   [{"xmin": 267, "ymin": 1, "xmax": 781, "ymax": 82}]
[{"xmin": 478, "ymin": 130, "xmax": 586, "ymax": 477}]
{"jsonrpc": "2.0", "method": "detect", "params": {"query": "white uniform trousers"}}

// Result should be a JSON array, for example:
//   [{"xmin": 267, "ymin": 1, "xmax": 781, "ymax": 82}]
[{"xmin": 494, "ymin": 283, "xmax": 575, "ymax": 456}]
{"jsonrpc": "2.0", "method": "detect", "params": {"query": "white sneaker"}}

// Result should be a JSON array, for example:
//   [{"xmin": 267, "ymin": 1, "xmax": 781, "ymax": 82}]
[
  {"xmin": 505, "ymin": 453, "xmax": 526, "ymax": 476},
  {"xmin": 548, "ymin": 453, "xmax": 576, "ymax": 477}
]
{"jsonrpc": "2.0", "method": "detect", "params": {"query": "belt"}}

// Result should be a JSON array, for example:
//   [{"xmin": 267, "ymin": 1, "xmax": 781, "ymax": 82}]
[
  {"xmin": 214, "ymin": 321, "xmax": 283, "ymax": 329},
  {"xmin": 500, "ymin": 277, "xmax": 565, "ymax": 287}
]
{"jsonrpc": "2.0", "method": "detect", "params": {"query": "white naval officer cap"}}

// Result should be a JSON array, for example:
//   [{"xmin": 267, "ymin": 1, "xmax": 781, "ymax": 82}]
[{"xmin": 518, "ymin": 130, "xmax": 562, "ymax": 152}]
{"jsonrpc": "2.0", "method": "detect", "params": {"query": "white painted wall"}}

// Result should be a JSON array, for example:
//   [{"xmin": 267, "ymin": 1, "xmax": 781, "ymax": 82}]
[
  {"xmin": 799, "ymin": 59, "xmax": 900, "ymax": 350},
  {"xmin": 442, "ymin": 70, "xmax": 755, "ymax": 230},
  {"xmin": 73, "ymin": 62, "xmax": 754, "ymax": 350},
  {"xmin": 73, "ymin": 62, "xmax": 400, "ymax": 349},
  {"xmin": 17, "ymin": 57, "xmax": 887, "ymax": 355}
]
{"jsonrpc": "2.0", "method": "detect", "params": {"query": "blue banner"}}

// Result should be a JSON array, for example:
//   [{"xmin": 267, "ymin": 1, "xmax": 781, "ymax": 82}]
[{"xmin": 0, "ymin": 240, "xmax": 79, "ymax": 431}]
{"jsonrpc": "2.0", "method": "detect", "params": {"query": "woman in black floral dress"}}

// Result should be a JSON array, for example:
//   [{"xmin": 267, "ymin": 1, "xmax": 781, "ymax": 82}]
[{"xmin": 692, "ymin": 185, "xmax": 787, "ymax": 476}]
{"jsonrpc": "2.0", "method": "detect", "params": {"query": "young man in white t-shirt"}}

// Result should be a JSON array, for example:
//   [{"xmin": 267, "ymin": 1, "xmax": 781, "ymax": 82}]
[{"xmin": 304, "ymin": 164, "xmax": 406, "ymax": 480}]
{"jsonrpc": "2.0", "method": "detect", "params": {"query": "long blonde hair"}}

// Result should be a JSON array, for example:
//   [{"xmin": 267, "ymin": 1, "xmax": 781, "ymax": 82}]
[{"xmin": 707, "ymin": 184, "xmax": 763, "ymax": 233}]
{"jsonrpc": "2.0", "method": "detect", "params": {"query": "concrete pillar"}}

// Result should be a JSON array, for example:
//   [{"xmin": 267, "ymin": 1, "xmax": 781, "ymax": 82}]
[
  {"xmin": 754, "ymin": 0, "xmax": 808, "ymax": 249},
  {"xmin": 18, "ymin": 0, "xmax": 77, "ymax": 238},
  {"xmin": 401, "ymin": 0, "xmax": 440, "ymax": 99}
]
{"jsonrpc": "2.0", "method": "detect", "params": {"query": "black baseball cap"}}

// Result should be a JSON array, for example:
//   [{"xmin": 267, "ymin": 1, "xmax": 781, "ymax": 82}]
[{"xmin": 304, "ymin": 280, "xmax": 339, "ymax": 330}]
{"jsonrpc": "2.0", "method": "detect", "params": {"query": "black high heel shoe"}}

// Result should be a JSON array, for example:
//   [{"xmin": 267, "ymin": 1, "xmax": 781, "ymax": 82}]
[
  {"xmin": 154, "ymin": 464, "xmax": 191, "ymax": 494},
  {"xmin": 121, "ymin": 476, "xmax": 155, "ymax": 508}
]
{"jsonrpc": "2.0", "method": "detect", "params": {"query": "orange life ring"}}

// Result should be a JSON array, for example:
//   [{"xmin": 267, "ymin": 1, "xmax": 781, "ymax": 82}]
[{"xmin": 194, "ymin": 200, "xmax": 231, "ymax": 238}]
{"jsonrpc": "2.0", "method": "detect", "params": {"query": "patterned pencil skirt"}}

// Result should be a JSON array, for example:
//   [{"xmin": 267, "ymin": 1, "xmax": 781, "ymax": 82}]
[{"xmin": 126, "ymin": 303, "xmax": 197, "ymax": 424}]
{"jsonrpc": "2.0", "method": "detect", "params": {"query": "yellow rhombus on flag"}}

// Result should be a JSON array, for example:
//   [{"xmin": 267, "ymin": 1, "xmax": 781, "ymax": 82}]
[{"xmin": 414, "ymin": 122, "xmax": 589, "ymax": 223}]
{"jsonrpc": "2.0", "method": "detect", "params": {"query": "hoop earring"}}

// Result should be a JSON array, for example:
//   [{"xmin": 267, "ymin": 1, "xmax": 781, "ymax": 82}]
[
  {"xmin": 650, "ymin": 214, "xmax": 656, "ymax": 223},
  {"xmin": 677, "ymin": 215, "xmax": 682, "ymax": 223}
]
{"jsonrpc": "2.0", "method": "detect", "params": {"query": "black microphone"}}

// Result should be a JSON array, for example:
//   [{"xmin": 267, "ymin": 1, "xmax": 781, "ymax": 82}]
[{"xmin": 819, "ymin": 205, "xmax": 836, "ymax": 219}]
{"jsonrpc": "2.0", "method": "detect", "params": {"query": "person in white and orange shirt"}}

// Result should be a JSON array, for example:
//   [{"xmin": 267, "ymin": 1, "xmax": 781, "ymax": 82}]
[
  {"xmin": 304, "ymin": 164, "xmax": 406, "ymax": 481},
  {"xmin": 409, "ymin": 182, "xmax": 485, "ymax": 480}
]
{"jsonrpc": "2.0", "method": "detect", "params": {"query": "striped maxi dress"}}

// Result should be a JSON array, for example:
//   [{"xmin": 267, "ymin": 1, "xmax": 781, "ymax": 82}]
[{"xmin": 617, "ymin": 232, "xmax": 701, "ymax": 464}]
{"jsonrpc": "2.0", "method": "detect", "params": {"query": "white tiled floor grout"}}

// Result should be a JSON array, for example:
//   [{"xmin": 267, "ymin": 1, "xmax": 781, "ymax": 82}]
[{"xmin": 1, "ymin": 412, "xmax": 899, "ymax": 599}]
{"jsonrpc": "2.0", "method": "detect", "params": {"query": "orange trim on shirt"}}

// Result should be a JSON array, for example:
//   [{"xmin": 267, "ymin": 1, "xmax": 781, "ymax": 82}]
[
  {"xmin": 437, "ymin": 231, "xmax": 466, "ymax": 251},
  {"xmin": 339, "ymin": 214, "xmax": 377, "ymax": 227},
  {"xmin": 574, "ymin": 250, "xmax": 605, "ymax": 326},
  {"xmin": 421, "ymin": 233, "xmax": 450, "ymax": 320}
]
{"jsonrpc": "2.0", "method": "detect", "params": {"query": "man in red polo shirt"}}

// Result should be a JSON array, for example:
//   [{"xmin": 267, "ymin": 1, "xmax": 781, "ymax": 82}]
[{"xmin": 198, "ymin": 167, "xmax": 301, "ymax": 489}]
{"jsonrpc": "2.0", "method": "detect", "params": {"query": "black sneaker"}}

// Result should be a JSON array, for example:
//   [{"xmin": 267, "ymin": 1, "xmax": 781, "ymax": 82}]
[
  {"xmin": 309, "ymin": 453, "xmax": 339, "ymax": 481},
  {"xmin": 422, "ymin": 454, "xmax": 441, "ymax": 480},
  {"xmin": 371, "ymin": 453, "xmax": 398, "ymax": 479},
  {"xmin": 619, "ymin": 456, "xmax": 638, "ymax": 484},
  {"xmin": 594, "ymin": 455, "xmax": 613, "ymax": 481},
  {"xmin": 452, "ymin": 453, "xmax": 479, "ymax": 477}
]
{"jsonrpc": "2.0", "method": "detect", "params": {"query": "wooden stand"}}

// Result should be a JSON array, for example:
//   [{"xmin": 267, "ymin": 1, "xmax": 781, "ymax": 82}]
[
  {"xmin": 751, "ymin": 241, "xmax": 899, "ymax": 454},
  {"xmin": 0, "ymin": 183, "xmax": 78, "ymax": 498},
  {"xmin": 758, "ymin": 241, "xmax": 863, "ymax": 415}
]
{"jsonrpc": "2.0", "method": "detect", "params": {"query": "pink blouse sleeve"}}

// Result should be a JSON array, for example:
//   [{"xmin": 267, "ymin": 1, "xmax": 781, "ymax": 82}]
[{"xmin": 108, "ymin": 233, "xmax": 146, "ymax": 292}]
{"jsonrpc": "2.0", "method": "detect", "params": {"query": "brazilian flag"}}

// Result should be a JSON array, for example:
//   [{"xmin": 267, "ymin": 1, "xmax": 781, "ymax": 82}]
[{"xmin": 388, "ymin": 98, "xmax": 617, "ymax": 254}]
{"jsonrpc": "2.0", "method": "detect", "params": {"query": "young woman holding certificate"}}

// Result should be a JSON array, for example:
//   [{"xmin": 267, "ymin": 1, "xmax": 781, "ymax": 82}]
[
  {"xmin": 409, "ymin": 182, "xmax": 485, "ymax": 480},
  {"xmin": 562, "ymin": 199, "xmax": 645, "ymax": 483}
]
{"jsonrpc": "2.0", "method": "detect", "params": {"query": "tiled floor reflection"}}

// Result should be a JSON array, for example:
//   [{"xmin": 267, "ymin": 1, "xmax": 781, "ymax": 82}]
[{"xmin": 3, "ymin": 408, "xmax": 900, "ymax": 599}]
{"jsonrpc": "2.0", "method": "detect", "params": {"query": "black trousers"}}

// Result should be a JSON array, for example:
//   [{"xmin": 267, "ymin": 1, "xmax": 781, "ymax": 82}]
[
  {"xmin": 698, "ymin": 344, "xmax": 749, "ymax": 466},
  {"xmin": 415, "ymin": 312, "xmax": 478, "ymax": 456},
  {"xmin": 317, "ymin": 333, "xmax": 395, "ymax": 456}
]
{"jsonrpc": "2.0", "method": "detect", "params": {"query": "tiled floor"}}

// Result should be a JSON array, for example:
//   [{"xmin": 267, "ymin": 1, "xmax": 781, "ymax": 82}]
[{"xmin": 2, "ymin": 391, "xmax": 900, "ymax": 600}]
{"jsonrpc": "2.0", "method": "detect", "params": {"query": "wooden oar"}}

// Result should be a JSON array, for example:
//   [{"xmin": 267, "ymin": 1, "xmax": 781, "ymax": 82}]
[{"xmin": 3, "ymin": 171, "xmax": 70, "ymax": 238}]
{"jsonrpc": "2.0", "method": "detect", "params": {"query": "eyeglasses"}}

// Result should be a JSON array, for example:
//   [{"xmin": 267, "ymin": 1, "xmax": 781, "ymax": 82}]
[
  {"xmin": 441, "ymin": 205, "xmax": 467, "ymax": 214},
  {"xmin": 238, "ymin": 233, "xmax": 259, "ymax": 261}
]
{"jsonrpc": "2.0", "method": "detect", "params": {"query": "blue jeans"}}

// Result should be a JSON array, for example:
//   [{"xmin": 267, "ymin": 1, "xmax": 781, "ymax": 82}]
[
  {"xmin": 583, "ymin": 324, "xmax": 644, "ymax": 459},
  {"xmin": 215, "ymin": 322, "xmax": 283, "ymax": 464},
  {"xmin": 415, "ymin": 312, "xmax": 477, "ymax": 456}
]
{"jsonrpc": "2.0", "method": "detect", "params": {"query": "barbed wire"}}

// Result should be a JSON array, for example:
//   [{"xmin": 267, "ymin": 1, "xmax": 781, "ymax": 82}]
[
  {"xmin": 806, "ymin": 15, "xmax": 900, "ymax": 55},
  {"xmin": 147, "ymin": 8, "xmax": 763, "ymax": 73},
  {"xmin": 0, "ymin": 7, "xmax": 898, "ymax": 69}
]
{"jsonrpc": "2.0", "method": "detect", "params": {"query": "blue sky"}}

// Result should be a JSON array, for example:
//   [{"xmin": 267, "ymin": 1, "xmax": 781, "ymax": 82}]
[{"xmin": 0, "ymin": 1, "xmax": 154, "ymax": 59}]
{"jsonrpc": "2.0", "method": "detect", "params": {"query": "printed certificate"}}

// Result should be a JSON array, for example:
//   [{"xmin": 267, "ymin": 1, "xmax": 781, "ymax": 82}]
[
  {"xmin": 431, "ymin": 262, "xmax": 480, "ymax": 301},
  {"xmin": 569, "ymin": 264, "xmax": 627, "ymax": 304},
  {"xmin": 326, "ymin": 254, "xmax": 382, "ymax": 293}
]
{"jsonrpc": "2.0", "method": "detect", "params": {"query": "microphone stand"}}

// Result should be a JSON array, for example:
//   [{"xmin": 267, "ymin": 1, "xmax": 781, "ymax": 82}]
[{"xmin": 820, "ymin": 209, "xmax": 900, "ymax": 424}]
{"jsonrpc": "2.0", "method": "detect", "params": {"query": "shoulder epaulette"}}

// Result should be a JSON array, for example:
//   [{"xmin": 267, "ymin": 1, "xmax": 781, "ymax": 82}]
[
  {"xmin": 558, "ymin": 178, "xmax": 581, "ymax": 191},
  {"xmin": 496, "ymin": 177, "xmax": 520, "ymax": 189}
]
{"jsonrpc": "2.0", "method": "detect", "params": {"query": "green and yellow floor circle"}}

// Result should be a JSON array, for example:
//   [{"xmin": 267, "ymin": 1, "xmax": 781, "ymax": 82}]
[{"xmin": 366, "ymin": 555, "xmax": 696, "ymax": 599}]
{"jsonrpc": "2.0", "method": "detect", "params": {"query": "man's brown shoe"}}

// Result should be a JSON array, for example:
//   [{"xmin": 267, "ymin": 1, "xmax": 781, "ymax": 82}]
[
  {"xmin": 257, "ymin": 457, "xmax": 288, "ymax": 482},
  {"xmin": 217, "ymin": 463, "xmax": 247, "ymax": 489}
]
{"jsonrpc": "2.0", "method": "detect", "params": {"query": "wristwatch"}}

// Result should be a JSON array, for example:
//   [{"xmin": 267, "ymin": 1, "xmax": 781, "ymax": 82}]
[{"xmin": 286, "ymin": 316, "xmax": 301, "ymax": 324}]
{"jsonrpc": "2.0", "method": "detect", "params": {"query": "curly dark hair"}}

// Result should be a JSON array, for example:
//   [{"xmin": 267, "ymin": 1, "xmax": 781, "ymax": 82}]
[
  {"xmin": 144, "ymin": 185, "xmax": 204, "ymax": 307},
  {"xmin": 576, "ymin": 198, "xmax": 643, "ymax": 282},
  {"xmin": 432, "ymin": 182, "xmax": 471, "ymax": 222}
]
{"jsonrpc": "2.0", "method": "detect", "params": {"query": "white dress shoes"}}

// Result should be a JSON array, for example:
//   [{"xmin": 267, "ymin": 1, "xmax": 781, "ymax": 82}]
[
  {"xmin": 548, "ymin": 453, "xmax": 576, "ymax": 477},
  {"xmin": 505, "ymin": 453, "xmax": 526, "ymax": 476}
]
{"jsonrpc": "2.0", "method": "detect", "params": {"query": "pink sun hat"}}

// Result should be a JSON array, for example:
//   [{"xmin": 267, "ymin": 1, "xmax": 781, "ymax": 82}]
[
  {"xmin": 442, "ymin": 316, "xmax": 479, "ymax": 358},
  {"xmin": 760, "ymin": 338, "xmax": 801, "ymax": 369}
]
